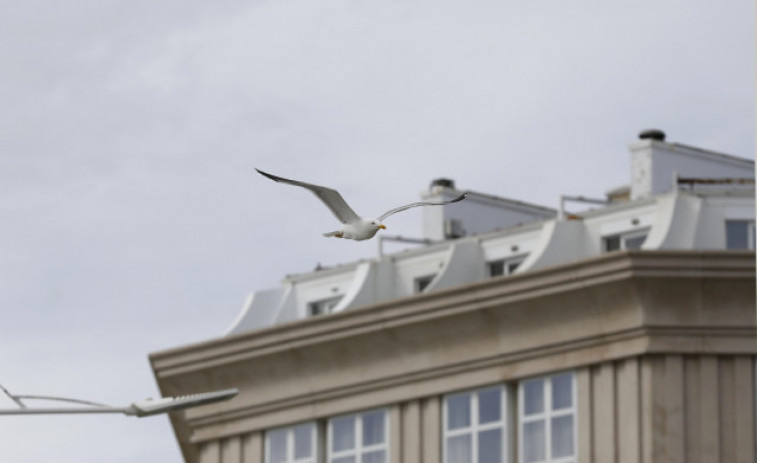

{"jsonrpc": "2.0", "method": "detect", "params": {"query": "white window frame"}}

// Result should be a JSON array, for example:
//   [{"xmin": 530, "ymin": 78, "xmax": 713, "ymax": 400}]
[
  {"xmin": 488, "ymin": 255, "xmax": 527, "ymax": 277},
  {"xmin": 265, "ymin": 422, "xmax": 319, "ymax": 463},
  {"xmin": 602, "ymin": 228, "xmax": 649, "ymax": 252},
  {"xmin": 443, "ymin": 385, "xmax": 509, "ymax": 463},
  {"xmin": 327, "ymin": 409, "xmax": 389, "ymax": 463},
  {"xmin": 518, "ymin": 372, "xmax": 577, "ymax": 463},
  {"xmin": 309, "ymin": 296, "xmax": 343, "ymax": 316}
]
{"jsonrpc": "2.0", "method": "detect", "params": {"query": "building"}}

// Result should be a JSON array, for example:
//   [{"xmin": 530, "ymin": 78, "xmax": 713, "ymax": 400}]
[{"xmin": 151, "ymin": 130, "xmax": 756, "ymax": 463}]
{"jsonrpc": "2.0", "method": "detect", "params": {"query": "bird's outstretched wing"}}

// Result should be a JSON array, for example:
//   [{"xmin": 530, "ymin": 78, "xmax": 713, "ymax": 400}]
[
  {"xmin": 256, "ymin": 169, "xmax": 361, "ymax": 224},
  {"xmin": 377, "ymin": 193, "xmax": 468, "ymax": 222}
]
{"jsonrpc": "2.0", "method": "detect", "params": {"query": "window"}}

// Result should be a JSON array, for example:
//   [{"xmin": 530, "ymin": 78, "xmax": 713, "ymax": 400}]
[
  {"xmin": 519, "ymin": 373, "xmax": 576, "ymax": 463},
  {"xmin": 309, "ymin": 296, "xmax": 343, "ymax": 316},
  {"xmin": 328, "ymin": 409, "xmax": 388, "ymax": 463},
  {"xmin": 725, "ymin": 220, "xmax": 756, "ymax": 250},
  {"xmin": 444, "ymin": 386, "xmax": 508, "ymax": 463},
  {"xmin": 414, "ymin": 274, "xmax": 436, "ymax": 293},
  {"xmin": 266, "ymin": 423, "xmax": 318, "ymax": 463},
  {"xmin": 488, "ymin": 256, "xmax": 526, "ymax": 277},
  {"xmin": 602, "ymin": 230, "xmax": 648, "ymax": 252}
]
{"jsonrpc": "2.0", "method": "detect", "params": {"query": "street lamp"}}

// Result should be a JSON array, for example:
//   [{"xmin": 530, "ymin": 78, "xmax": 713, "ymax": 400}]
[{"xmin": 0, "ymin": 383, "xmax": 238, "ymax": 417}]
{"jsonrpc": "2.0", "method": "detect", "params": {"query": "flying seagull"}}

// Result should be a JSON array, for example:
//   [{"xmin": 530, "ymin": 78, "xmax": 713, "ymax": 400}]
[{"xmin": 256, "ymin": 169, "xmax": 468, "ymax": 241}]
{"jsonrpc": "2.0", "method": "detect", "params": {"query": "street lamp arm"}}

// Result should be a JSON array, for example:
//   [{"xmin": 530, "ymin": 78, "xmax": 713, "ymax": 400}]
[
  {"xmin": 0, "ymin": 405, "xmax": 131, "ymax": 416},
  {"xmin": 12, "ymin": 394, "xmax": 108, "ymax": 408},
  {"xmin": 0, "ymin": 383, "xmax": 27, "ymax": 409},
  {"xmin": 0, "ymin": 383, "xmax": 238, "ymax": 418}
]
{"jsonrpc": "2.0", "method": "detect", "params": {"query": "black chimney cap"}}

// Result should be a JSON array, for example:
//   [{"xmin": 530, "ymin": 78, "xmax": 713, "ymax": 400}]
[
  {"xmin": 639, "ymin": 129, "xmax": 666, "ymax": 141},
  {"xmin": 430, "ymin": 178, "xmax": 455, "ymax": 189}
]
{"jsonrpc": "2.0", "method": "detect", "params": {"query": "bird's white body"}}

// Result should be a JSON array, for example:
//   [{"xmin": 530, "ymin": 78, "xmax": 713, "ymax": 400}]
[
  {"xmin": 255, "ymin": 169, "xmax": 467, "ymax": 241},
  {"xmin": 324, "ymin": 218, "xmax": 383, "ymax": 241}
]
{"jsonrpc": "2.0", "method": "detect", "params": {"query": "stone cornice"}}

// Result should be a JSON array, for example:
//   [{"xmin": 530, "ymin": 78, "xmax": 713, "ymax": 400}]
[
  {"xmin": 151, "ymin": 250, "xmax": 754, "ymax": 378},
  {"xmin": 185, "ymin": 323, "xmax": 756, "ymax": 443}
]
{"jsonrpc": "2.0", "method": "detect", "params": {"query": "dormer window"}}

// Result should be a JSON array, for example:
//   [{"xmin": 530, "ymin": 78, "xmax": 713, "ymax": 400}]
[
  {"xmin": 414, "ymin": 274, "xmax": 436, "ymax": 293},
  {"xmin": 488, "ymin": 255, "xmax": 526, "ymax": 277},
  {"xmin": 309, "ymin": 296, "xmax": 343, "ymax": 316},
  {"xmin": 603, "ymin": 229, "xmax": 648, "ymax": 252}
]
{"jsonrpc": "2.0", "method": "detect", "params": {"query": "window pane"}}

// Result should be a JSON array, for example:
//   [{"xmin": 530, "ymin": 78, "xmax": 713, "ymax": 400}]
[
  {"xmin": 331, "ymin": 457, "xmax": 355, "ymax": 463},
  {"xmin": 294, "ymin": 424, "xmax": 313, "ymax": 459},
  {"xmin": 447, "ymin": 393, "xmax": 471, "ymax": 430},
  {"xmin": 726, "ymin": 220, "xmax": 750, "ymax": 249},
  {"xmin": 523, "ymin": 379, "xmax": 544, "ymax": 415},
  {"xmin": 362, "ymin": 450, "xmax": 386, "ymax": 463},
  {"xmin": 268, "ymin": 429, "xmax": 288, "ymax": 463},
  {"xmin": 488, "ymin": 261, "xmax": 504, "ymax": 277},
  {"xmin": 415, "ymin": 275, "xmax": 435, "ymax": 293},
  {"xmin": 506, "ymin": 259, "xmax": 522, "ymax": 274},
  {"xmin": 478, "ymin": 429, "xmax": 502, "ymax": 463},
  {"xmin": 551, "ymin": 415, "xmax": 575, "ymax": 458},
  {"xmin": 478, "ymin": 388, "xmax": 501, "ymax": 424},
  {"xmin": 332, "ymin": 416, "xmax": 355, "ymax": 452},
  {"xmin": 552, "ymin": 373, "xmax": 573, "ymax": 410},
  {"xmin": 523, "ymin": 420, "xmax": 545, "ymax": 463},
  {"xmin": 362, "ymin": 410, "xmax": 385, "ymax": 446},
  {"xmin": 447, "ymin": 434, "xmax": 472, "ymax": 463},
  {"xmin": 624, "ymin": 234, "xmax": 647, "ymax": 250},
  {"xmin": 604, "ymin": 235, "xmax": 620, "ymax": 252}
]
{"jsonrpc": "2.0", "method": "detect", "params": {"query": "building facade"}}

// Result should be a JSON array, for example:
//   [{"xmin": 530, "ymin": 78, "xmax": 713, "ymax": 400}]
[{"xmin": 151, "ymin": 131, "xmax": 756, "ymax": 463}]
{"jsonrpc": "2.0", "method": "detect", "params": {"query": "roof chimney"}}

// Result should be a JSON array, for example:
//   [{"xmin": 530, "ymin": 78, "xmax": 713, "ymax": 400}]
[
  {"xmin": 638, "ymin": 129, "xmax": 666, "ymax": 142},
  {"xmin": 430, "ymin": 178, "xmax": 455, "ymax": 189}
]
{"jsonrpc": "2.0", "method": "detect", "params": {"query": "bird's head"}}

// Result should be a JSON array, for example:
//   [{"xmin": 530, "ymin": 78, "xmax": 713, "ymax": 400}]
[{"xmin": 370, "ymin": 219, "xmax": 387, "ymax": 231}]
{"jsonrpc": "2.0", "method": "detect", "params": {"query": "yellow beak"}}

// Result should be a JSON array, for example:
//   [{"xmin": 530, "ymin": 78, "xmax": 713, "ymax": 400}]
[{"xmin": 379, "ymin": 224, "xmax": 386, "ymax": 229}]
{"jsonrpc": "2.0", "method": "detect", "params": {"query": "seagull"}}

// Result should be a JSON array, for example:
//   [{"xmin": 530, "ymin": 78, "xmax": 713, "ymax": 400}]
[{"xmin": 256, "ymin": 169, "xmax": 468, "ymax": 241}]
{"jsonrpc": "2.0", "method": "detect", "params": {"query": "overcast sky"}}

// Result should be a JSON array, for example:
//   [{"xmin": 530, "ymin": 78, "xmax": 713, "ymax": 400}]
[{"xmin": 0, "ymin": 1, "xmax": 753, "ymax": 461}]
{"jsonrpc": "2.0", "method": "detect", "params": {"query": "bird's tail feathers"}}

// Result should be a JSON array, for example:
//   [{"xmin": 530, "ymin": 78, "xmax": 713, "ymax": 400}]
[{"xmin": 323, "ymin": 231, "xmax": 341, "ymax": 238}]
